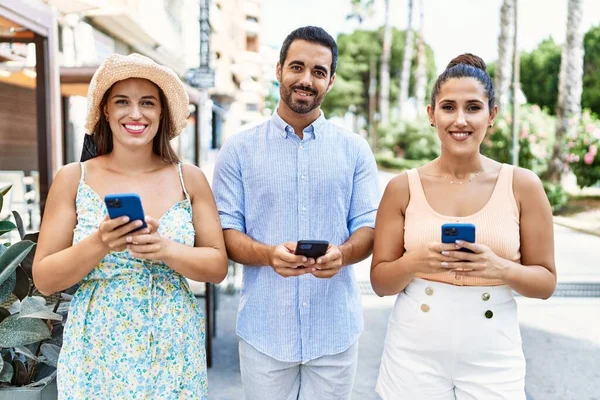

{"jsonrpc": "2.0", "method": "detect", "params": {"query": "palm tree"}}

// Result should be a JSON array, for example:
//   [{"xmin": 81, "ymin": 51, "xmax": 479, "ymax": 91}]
[
  {"xmin": 378, "ymin": 0, "xmax": 392, "ymax": 126},
  {"xmin": 398, "ymin": 0, "xmax": 414, "ymax": 118},
  {"xmin": 414, "ymin": 0, "xmax": 427, "ymax": 116},
  {"xmin": 495, "ymin": 0, "xmax": 515, "ymax": 110},
  {"xmin": 546, "ymin": 0, "xmax": 584, "ymax": 182},
  {"xmin": 346, "ymin": 0, "xmax": 374, "ymax": 25}
]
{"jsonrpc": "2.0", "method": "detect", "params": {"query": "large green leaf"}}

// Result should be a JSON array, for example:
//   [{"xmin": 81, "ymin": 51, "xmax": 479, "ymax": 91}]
[
  {"xmin": 11, "ymin": 211, "xmax": 25, "ymax": 240},
  {"xmin": 0, "ymin": 360, "xmax": 12, "ymax": 383},
  {"xmin": 19, "ymin": 297, "xmax": 62, "ymax": 321},
  {"xmin": 13, "ymin": 267, "xmax": 30, "ymax": 300},
  {"xmin": 0, "ymin": 240, "xmax": 35, "ymax": 286},
  {"xmin": 0, "ymin": 315, "xmax": 51, "ymax": 347},
  {"xmin": 20, "ymin": 233, "xmax": 39, "ymax": 280},
  {"xmin": 40, "ymin": 343, "xmax": 60, "ymax": 367},
  {"xmin": 0, "ymin": 271, "xmax": 16, "ymax": 303},
  {"xmin": 14, "ymin": 345, "xmax": 39, "ymax": 362},
  {"xmin": 0, "ymin": 221, "xmax": 16, "ymax": 236}
]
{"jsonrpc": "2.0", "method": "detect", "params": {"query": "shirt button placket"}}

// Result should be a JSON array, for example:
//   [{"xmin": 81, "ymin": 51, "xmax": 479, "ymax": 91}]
[{"xmin": 297, "ymin": 140, "xmax": 310, "ymax": 361}]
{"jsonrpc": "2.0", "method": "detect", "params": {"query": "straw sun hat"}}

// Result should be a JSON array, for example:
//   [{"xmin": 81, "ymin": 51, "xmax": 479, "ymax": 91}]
[{"xmin": 85, "ymin": 53, "xmax": 189, "ymax": 138}]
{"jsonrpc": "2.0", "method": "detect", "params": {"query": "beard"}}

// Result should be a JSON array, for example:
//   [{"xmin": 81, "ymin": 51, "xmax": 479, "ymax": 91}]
[{"xmin": 280, "ymin": 84, "xmax": 326, "ymax": 114}]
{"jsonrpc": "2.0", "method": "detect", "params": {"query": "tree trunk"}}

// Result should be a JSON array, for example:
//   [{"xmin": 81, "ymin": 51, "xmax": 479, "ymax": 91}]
[
  {"xmin": 398, "ymin": 0, "xmax": 415, "ymax": 119},
  {"xmin": 546, "ymin": 0, "xmax": 584, "ymax": 182},
  {"xmin": 378, "ymin": 0, "xmax": 392, "ymax": 126},
  {"xmin": 414, "ymin": 0, "xmax": 427, "ymax": 116},
  {"xmin": 495, "ymin": 0, "xmax": 515, "ymax": 111}
]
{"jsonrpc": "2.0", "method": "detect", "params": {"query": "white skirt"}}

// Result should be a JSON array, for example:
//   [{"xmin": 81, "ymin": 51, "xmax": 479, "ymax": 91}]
[{"xmin": 376, "ymin": 278, "xmax": 526, "ymax": 400}]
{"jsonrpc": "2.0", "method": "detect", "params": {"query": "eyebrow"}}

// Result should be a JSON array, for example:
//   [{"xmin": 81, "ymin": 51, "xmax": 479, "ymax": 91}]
[
  {"xmin": 439, "ymin": 99, "xmax": 485, "ymax": 105},
  {"xmin": 111, "ymin": 94, "xmax": 159, "ymax": 101},
  {"xmin": 288, "ymin": 60, "xmax": 329, "ymax": 75}
]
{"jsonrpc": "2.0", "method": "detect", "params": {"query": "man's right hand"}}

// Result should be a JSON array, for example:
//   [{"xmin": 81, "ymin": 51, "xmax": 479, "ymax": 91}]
[{"xmin": 269, "ymin": 242, "xmax": 315, "ymax": 278}]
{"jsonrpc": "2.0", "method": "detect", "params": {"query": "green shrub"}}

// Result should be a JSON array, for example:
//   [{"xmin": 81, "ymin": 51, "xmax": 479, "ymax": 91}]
[
  {"xmin": 375, "ymin": 152, "xmax": 428, "ymax": 171},
  {"xmin": 565, "ymin": 110, "xmax": 600, "ymax": 188},
  {"xmin": 542, "ymin": 181, "xmax": 570, "ymax": 213},
  {"xmin": 378, "ymin": 118, "xmax": 440, "ymax": 160}
]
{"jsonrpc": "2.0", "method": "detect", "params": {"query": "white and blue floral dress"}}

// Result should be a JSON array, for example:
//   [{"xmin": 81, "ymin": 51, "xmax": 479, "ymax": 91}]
[{"xmin": 57, "ymin": 162, "xmax": 208, "ymax": 399}]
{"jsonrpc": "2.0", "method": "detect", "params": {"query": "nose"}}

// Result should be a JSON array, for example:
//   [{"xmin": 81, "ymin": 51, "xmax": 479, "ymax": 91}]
[
  {"xmin": 454, "ymin": 109, "xmax": 467, "ymax": 127},
  {"xmin": 298, "ymin": 69, "xmax": 313, "ymax": 87},
  {"xmin": 129, "ymin": 104, "xmax": 142, "ymax": 119}
]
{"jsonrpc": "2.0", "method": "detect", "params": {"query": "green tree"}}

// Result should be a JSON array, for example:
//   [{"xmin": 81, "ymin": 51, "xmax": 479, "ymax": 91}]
[
  {"xmin": 519, "ymin": 38, "xmax": 561, "ymax": 114},
  {"xmin": 322, "ymin": 28, "xmax": 436, "ymax": 119},
  {"xmin": 582, "ymin": 25, "xmax": 600, "ymax": 116}
]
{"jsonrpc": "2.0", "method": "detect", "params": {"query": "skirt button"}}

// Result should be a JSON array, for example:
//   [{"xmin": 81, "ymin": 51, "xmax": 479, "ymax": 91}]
[
  {"xmin": 425, "ymin": 287, "xmax": 434, "ymax": 296},
  {"xmin": 481, "ymin": 292, "xmax": 491, "ymax": 301},
  {"xmin": 485, "ymin": 310, "xmax": 494, "ymax": 319},
  {"xmin": 420, "ymin": 304, "xmax": 430, "ymax": 313}
]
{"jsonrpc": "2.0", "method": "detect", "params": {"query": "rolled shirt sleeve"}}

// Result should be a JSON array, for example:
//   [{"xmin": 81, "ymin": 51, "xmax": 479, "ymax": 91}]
[
  {"xmin": 347, "ymin": 137, "xmax": 380, "ymax": 234},
  {"xmin": 212, "ymin": 138, "xmax": 246, "ymax": 233}
]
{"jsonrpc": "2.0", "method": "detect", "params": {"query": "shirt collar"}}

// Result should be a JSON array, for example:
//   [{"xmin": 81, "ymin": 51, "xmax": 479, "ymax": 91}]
[{"xmin": 271, "ymin": 109, "xmax": 327, "ymax": 139}]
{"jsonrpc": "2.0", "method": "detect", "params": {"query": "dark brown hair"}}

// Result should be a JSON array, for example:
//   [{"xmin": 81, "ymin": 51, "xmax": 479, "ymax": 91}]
[
  {"xmin": 430, "ymin": 53, "xmax": 495, "ymax": 111},
  {"xmin": 91, "ymin": 81, "xmax": 180, "ymax": 163}
]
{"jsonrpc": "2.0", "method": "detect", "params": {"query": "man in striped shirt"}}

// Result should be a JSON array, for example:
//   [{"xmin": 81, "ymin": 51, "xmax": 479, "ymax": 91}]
[{"xmin": 213, "ymin": 26, "xmax": 380, "ymax": 400}]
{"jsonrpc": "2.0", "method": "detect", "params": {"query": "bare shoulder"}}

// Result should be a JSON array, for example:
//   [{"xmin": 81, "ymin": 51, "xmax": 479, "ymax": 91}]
[
  {"xmin": 512, "ymin": 167, "xmax": 547, "ymax": 206},
  {"xmin": 181, "ymin": 163, "xmax": 210, "ymax": 197},
  {"xmin": 383, "ymin": 171, "xmax": 410, "ymax": 211},
  {"xmin": 53, "ymin": 162, "xmax": 83, "ymax": 189}
]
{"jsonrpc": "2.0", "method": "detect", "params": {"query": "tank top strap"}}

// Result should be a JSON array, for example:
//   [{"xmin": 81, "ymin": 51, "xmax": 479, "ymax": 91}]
[
  {"xmin": 405, "ymin": 168, "xmax": 428, "ymax": 206},
  {"xmin": 176, "ymin": 162, "xmax": 190, "ymax": 201},
  {"xmin": 79, "ymin": 162, "xmax": 86, "ymax": 182}
]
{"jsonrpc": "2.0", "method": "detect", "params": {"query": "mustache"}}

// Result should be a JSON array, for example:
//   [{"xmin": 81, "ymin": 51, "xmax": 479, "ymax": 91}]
[{"xmin": 291, "ymin": 85, "xmax": 317, "ymax": 95}]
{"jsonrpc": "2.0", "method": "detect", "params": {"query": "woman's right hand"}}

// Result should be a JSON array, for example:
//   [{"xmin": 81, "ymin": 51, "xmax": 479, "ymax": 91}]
[
  {"xmin": 404, "ymin": 242, "xmax": 463, "ymax": 274},
  {"xmin": 96, "ymin": 216, "xmax": 148, "ymax": 252}
]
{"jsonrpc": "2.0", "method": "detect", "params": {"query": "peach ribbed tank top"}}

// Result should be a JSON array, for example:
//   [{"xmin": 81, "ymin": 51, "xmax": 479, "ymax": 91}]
[{"xmin": 405, "ymin": 164, "xmax": 521, "ymax": 286}]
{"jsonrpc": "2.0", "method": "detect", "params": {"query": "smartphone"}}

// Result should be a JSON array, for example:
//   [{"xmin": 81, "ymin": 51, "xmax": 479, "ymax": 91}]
[
  {"xmin": 104, "ymin": 193, "xmax": 147, "ymax": 232},
  {"xmin": 441, "ymin": 223, "xmax": 475, "ymax": 253},
  {"xmin": 295, "ymin": 240, "xmax": 329, "ymax": 258}
]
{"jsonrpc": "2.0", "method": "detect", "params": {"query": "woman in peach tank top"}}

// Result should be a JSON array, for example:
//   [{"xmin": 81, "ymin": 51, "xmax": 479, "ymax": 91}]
[{"xmin": 371, "ymin": 54, "xmax": 557, "ymax": 400}]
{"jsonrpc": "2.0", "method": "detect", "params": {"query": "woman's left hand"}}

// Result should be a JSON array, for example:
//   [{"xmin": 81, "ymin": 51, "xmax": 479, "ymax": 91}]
[
  {"xmin": 440, "ymin": 240, "xmax": 511, "ymax": 281},
  {"xmin": 127, "ymin": 216, "xmax": 172, "ymax": 261}
]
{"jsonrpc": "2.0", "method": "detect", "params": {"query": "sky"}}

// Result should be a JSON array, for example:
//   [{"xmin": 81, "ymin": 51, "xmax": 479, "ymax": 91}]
[{"xmin": 261, "ymin": 0, "xmax": 600, "ymax": 73}]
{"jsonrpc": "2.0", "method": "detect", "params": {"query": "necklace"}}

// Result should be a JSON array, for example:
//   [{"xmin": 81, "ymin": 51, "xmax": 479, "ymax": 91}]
[{"xmin": 437, "ymin": 160, "xmax": 484, "ymax": 185}]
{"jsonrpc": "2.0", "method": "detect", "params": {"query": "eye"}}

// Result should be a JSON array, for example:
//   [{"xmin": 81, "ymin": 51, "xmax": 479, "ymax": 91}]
[
  {"xmin": 468, "ymin": 105, "xmax": 482, "ymax": 111},
  {"xmin": 141, "ymin": 101, "xmax": 155, "ymax": 107},
  {"xmin": 291, "ymin": 65, "xmax": 301, "ymax": 71},
  {"xmin": 115, "ymin": 99, "xmax": 128, "ymax": 105},
  {"xmin": 441, "ymin": 104, "xmax": 454, "ymax": 111},
  {"xmin": 314, "ymin": 70, "xmax": 326, "ymax": 77}
]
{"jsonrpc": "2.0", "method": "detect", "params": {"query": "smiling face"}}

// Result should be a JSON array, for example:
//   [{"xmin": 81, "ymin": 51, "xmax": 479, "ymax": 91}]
[
  {"xmin": 103, "ymin": 78, "xmax": 162, "ymax": 150},
  {"xmin": 276, "ymin": 39, "xmax": 335, "ymax": 117},
  {"xmin": 427, "ymin": 77, "xmax": 497, "ymax": 156}
]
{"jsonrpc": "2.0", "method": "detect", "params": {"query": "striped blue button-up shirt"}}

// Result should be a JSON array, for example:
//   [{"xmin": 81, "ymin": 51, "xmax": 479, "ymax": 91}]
[{"xmin": 213, "ymin": 111, "xmax": 380, "ymax": 362}]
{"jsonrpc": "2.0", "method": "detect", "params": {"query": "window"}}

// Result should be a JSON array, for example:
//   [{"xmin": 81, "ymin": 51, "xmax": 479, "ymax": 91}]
[
  {"xmin": 246, "ymin": 36, "xmax": 259, "ymax": 52},
  {"xmin": 246, "ymin": 16, "xmax": 259, "ymax": 23},
  {"xmin": 246, "ymin": 103, "xmax": 259, "ymax": 112}
]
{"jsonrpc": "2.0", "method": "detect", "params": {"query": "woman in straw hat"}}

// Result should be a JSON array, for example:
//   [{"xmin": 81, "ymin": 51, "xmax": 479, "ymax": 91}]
[{"xmin": 32, "ymin": 53, "xmax": 227, "ymax": 399}]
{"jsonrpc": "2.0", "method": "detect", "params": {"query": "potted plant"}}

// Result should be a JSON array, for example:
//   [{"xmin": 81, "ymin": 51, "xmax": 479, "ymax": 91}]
[{"xmin": 0, "ymin": 184, "xmax": 67, "ymax": 399}]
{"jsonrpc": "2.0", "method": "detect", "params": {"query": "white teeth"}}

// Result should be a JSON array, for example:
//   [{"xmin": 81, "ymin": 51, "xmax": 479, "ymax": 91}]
[
  {"xmin": 451, "ymin": 133, "xmax": 469, "ymax": 138},
  {"xmin": 125, "ymin": 124, "xmax": 145, "ymax": 131}
]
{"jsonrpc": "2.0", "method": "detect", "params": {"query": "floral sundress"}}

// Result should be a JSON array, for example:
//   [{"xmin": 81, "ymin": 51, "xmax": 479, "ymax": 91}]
[{"xmin": 57, "ymin": 162, "xmax": 208, "ymax": 399}]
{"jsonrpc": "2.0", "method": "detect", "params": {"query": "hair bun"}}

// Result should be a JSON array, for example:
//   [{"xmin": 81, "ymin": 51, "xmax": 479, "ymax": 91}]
[{"xmin": 446, "ymin": 53, "xmax": 487, "ymax": 71}]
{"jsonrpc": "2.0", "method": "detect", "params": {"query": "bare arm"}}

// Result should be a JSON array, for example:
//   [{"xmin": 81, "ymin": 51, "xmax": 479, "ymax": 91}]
[
  {"xmin": 503, "ymin": 168, "xmax": 556, "ymax": 298},
  {"xmin": 370, "ymin": 173, "xmax": 415, "ymax": 296},
  {"xmin": 129, "ymin": 166, "xmax": 228, "ymax": 283},
  {"xmin": 32, "ymin": 164, "xmax": 141, "ymax": 295}
]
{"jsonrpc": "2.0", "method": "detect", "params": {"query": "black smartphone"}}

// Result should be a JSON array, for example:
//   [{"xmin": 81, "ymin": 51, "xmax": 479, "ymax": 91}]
[
  {"xmin": 441, "ymin": 223, "xmax": 475, "ymax": 253},
  {"xmin": 295, "ymin": 240, "xmax": 329, "ymax": 258},
  {"xmin": 104, "ymin": 193, "xmax": 147, "ymax": 232}
]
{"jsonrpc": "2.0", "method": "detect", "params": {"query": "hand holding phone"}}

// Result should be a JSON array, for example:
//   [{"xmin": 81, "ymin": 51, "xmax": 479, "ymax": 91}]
[
  {"xmin": 104, "ymin": 193, "xmax": 147, "ymax": 232},
  {"xmin": 294, "ymin": 240, "xmax": 329, "ymax": 259}
]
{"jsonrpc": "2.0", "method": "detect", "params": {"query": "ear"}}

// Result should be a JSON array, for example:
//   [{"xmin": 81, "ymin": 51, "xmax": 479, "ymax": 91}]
[
  {"xmin": 326, "ymin": 73, "xmax": 336, "ymax": 93},
  {"xmin": 426, "ymin": 104, "xmax": 435, "ymax": 126},
  {"xmin": 489, "ymin": 104, "xmax": 498, "ymax": 126},
  {"xmin": 276, "ymin": 62, "xmax": 282, "ymax": 83},
  {"xmin": 103, "ymin": 105, "xmax": 109, "ymax": 121}
]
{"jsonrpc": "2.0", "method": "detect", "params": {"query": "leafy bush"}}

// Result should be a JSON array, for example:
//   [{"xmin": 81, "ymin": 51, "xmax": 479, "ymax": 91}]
[
  {"xmin": 481, "ymin": 104, "xmax": 555, "ymax": 176},
  {"xmin": 0, "ymin": 185, "xmax": 65, "ymax": 388},
  {"xmin": 565, "ymin": 110, "xmax": 600, "ymax": 188},
  {"xmin": 542, "ymin": 181, "xmax": 569, "ymax": 213},
  {"xmin": 375, "ymin": 151, "xmax": 428, "ymax": 171},
  {"xmin": 378, "ymin": 118, "xmax": 440, "ymax": 160}
]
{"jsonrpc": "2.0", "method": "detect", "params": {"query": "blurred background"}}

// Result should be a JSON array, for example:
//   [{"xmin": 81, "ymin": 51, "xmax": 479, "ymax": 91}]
[{"xmin": 1, "ymin": 1, "xmax": 599, "ymax": 399}]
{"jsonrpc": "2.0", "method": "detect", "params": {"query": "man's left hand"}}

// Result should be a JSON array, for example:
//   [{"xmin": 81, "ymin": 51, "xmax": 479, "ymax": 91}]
[{"xmin": 311, "ymin": 245, "xmax": 343, "ymax": 279}]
